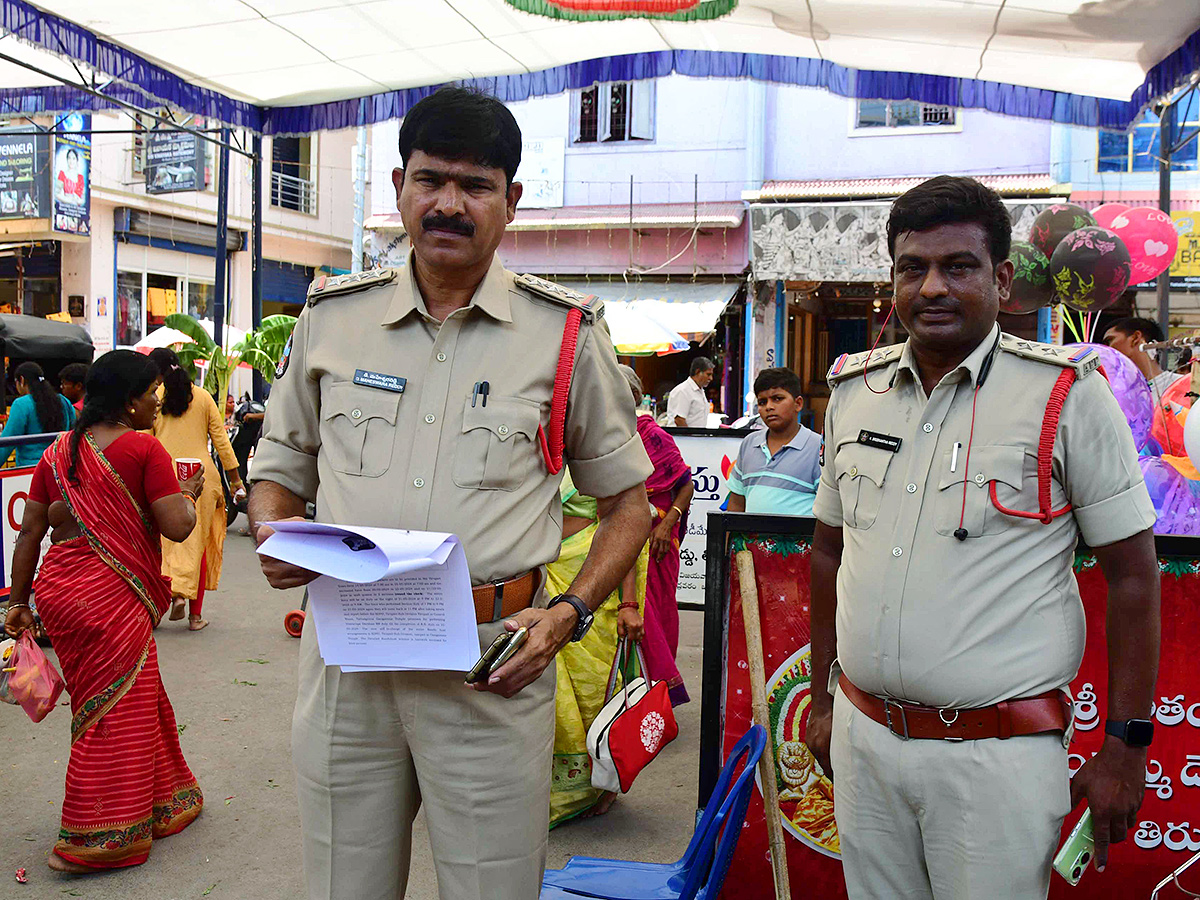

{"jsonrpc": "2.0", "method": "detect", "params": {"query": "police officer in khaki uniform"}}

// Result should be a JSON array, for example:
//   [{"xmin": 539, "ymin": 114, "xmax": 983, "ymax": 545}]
[
  {"xmin": 248, "ymin": 88, "xmax": 652, "ymax": 900},
  {"xmin": 804, "ymin": 177, "xmax": 1160, "ymax": 899}
]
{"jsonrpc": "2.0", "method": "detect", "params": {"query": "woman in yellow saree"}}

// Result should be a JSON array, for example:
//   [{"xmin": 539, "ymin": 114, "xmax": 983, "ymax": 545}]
[{"xmin": 549, "ymin": 470, "xmax": 649, "ymax": 826}]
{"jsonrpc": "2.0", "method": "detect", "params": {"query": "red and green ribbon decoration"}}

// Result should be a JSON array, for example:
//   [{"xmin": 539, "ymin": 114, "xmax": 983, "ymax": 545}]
[{"xmin": 502, "ymin": 0, "xmax": 735, "ymax": 22}]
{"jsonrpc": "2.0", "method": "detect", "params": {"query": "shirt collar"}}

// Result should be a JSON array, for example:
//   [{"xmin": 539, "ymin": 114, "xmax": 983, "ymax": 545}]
[
  {"xmin": 752, "ymin": 425, "xmax": 811, "ymax": 453},
  {"xmin": 894, "ymin": 322, "xmax": 1001, "ymax": 389},
  {"xmin": 380, "ymin": 250, "xmax": 514, "ymax": 325}
]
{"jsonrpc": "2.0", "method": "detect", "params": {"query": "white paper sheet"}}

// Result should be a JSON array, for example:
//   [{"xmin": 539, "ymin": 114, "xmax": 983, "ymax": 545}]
[{"xmin": 257, "ymin": 522, "xmax": 478, "ymax": 673}]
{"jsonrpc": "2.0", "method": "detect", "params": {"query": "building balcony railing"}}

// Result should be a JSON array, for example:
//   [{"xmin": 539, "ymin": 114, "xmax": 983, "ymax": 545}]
[{"xmin": 271, "ymin": 170, "xmax": 316, "ymax": 215}]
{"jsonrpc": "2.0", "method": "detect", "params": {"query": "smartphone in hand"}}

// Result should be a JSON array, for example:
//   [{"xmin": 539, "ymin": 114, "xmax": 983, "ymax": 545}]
[
  {"xmin": 464, "ymin": 627, "xmax": 529, "ymax": 684},
  {"xmin": 1053, "ymin": 808, "xmax": 1095, "ymax": 886}
]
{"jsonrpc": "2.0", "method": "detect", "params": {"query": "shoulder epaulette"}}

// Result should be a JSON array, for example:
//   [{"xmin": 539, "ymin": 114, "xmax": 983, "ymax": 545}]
[
  {"xmin": 307, "ymin": 268, "xmax": 397, "ymax": 306},
  {"xmin": 999, "ymin": 334, "xmax": 1098, "ymax": 378},
  {"xmin": 513, "ymin": 274, "xmax": 602, "ymax": 323},
  {"xmin": 827, "ymin": 344, "xmax": 903, "ymax": 385}
]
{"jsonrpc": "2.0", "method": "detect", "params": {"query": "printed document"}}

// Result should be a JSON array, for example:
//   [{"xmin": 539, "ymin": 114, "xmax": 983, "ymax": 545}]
[{"xmin": 256, "ymin": 522, "xmax": 478, "ymax": 672}]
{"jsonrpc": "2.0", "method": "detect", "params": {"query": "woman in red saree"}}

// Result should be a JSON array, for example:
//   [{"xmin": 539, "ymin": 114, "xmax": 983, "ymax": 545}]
[
  {"xmin": 618, "ymin": 365, "xmax": 693, "ymax": 705},
  {"xmin": 3, "ymin": 350, "xmax": 205, "ymax": 872}
]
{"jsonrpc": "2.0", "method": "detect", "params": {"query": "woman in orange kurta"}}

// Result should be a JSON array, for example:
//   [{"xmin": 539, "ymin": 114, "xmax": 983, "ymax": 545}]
[{"xmin": 147, "ymin": 348, "xmax": 245, "ymax": 631}]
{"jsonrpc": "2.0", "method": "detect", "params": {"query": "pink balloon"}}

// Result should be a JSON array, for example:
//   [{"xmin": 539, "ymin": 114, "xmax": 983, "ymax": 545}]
[
  {"xmin": 1091, "ymin": 203, "xmax": 1130, "ymax": 229},
  {"xmin": 1108, "ymin": 206, "xmax": 1179, "ymax": 284}
]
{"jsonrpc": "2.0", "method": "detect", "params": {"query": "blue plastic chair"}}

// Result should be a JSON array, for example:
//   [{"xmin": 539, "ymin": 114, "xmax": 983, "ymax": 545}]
[{"xmin": 540, "ymin": 724, "xmax": 768, "ymax": 900}]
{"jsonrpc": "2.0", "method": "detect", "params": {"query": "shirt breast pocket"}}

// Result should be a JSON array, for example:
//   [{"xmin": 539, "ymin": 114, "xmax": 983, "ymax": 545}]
[
  {"xmin": 834, "ymin": 443, "xmax": 894, "ymax": 530},
  {"xmin": 453, "ymin": 396, "xmax": 542, "ymax": 492},
  {"xmin": 321, "ymin": 382, "xmax": 401, "ymax": 477},
  {"xmin": 935, "ymin": 444, "xmax": 1027, "ymax": 537}
]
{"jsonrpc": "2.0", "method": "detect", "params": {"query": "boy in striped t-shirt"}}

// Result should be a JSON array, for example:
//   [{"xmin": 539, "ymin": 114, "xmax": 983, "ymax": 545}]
[{"xmin": 727, "ymin": 367, "xmax": 821, "ymax": 516}]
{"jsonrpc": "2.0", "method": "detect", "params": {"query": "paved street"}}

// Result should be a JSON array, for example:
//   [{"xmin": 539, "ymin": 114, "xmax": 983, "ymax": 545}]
[{"xmin": 1, "ymin": 517, "xmax": 705, "ymax": 900}]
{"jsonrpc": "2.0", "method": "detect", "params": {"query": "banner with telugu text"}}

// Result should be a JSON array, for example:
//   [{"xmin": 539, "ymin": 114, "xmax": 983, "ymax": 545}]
[{"xmin": 715, "ymin": 535, "xmax": 1200, "ymax": 899}]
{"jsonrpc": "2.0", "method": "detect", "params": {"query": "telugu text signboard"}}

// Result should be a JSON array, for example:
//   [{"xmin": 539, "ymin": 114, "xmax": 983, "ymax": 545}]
[
  {"xmin": 0, "ymin": 130, "xmax": 49, "ymax": 220},
  {"xmin": 145, "ymin": 131, "xmax": 205, "ymax": 194}
]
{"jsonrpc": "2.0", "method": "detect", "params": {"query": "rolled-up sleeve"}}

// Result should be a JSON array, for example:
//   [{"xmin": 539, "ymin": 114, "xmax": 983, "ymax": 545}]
[
  {"xmin": 250, "ymin": 308, "xmax": 321, "ymax": 502},
  {"xmin": 812, "ymin": 389, "xmax": 844, "ymax": 528},
  {"xmin": 565, "ymin": 314, "xmax": 653, "ymax": 498},
  {"xmin": 1058, "ymin": 372, "xmax": 1156, "ymax": 547}
]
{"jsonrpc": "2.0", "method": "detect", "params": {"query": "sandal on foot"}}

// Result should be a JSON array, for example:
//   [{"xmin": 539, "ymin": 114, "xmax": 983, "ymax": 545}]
[
  {"xmin": 188, "ymin": 615, "xmax": 209, "ymax": 631},
  {"xmin": 169, "ymin": 598, "xmax": 186, "ymax": 621}
]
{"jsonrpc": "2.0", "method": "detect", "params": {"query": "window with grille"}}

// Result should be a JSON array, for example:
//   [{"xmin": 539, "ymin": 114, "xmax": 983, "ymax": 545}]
[
  {"xmin": 855, "ymin": 100, "xmax": 957, "ymax": 130},
  {"xmin": 573, "ymin": 81, "xmax": 655, "ymax": 144}
]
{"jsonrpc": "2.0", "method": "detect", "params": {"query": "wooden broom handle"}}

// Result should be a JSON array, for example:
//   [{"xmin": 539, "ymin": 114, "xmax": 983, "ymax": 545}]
[{"xmin": 735, "ymin": 549, "xmax": 791, "ymax": 900}]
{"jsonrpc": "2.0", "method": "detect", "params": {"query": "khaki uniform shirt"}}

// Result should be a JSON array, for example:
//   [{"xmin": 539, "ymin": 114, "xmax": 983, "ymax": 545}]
[
  {"xmin": 252, "ymin": 253, "xmax": 653, "ymax": 585},
  {"xmin": 813, "ymin": 325, "xmax": 1155, "ymax": 709}
]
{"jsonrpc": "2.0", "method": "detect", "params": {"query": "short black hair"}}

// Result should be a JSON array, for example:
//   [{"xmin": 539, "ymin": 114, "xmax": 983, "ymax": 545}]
[
  {"xmin": 399, "ymin": 87, "xmax": 522, "ymax": 185},
  {"xmin": 887, "ymin": 176, "xmax": 1012, "ymax": 266},
  {"xmin": 690, "ymin": 356, "xmax": 715, "ymax": 377},
  {"xmin": 1105, "ymin": 316, "xmax": 1164, "ymax": 344},
  {"xmin": 754, "ymin": 367, "xmax": 803, "ymax": 400},
  {"xmin": 59, "ymin": 362, "xmax": 88, "ymax": 385}
]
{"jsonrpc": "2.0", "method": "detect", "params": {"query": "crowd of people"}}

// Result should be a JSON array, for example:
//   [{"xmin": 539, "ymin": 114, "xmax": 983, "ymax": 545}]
[{"xmin": 0, "ymin": 86, "xmax": 1168, "ymax": 900}]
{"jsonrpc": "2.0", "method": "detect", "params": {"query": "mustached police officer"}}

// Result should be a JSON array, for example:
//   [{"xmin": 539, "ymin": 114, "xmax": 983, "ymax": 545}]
[{"xmin": 249, "ymin": 87, "xmax": 652, "ymax": 900}]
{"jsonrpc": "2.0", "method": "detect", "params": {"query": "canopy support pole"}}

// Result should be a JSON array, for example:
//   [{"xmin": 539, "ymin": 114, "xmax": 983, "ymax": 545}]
[
  {"xmin": 252, "ymin": 131, "xmax": 264, "ymax": 402},
  {"xmin": 1157, "ymin": 100, "xmax": 1175, "ymax": 335},
  {"xmin": 213, "ymin": 127, "xmax": 231, "ymax": 351}
]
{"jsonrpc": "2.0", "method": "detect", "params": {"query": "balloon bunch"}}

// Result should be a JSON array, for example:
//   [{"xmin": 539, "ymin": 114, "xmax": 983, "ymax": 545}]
[{"xmin": 1065, "ymin": 343, "xmax": 1200, "ymax": 535}]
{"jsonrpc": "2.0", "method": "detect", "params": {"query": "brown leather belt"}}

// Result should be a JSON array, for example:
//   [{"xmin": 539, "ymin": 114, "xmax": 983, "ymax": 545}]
[
  {"xmin": 471, "ymin": 570, "xmax": 542, "ymax": 624},
  {"xmin": 839, "ymin": 675, "xmax": 1070, "ymax": 741}
]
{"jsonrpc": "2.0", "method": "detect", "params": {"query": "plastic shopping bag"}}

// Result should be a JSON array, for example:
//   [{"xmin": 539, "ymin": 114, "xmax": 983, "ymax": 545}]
[
  {"xmin": 0, "ymin": 638, "xmax": 18, "ymax": 704},
  {"xmin": 8, "ymin": 631, "xmax": 65, "ymax": 722}
]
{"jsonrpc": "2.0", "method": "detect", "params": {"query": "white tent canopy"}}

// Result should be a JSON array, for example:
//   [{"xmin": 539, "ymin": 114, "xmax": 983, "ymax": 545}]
[{"xmin": 0, "ymin": 0, "xmax": 1197, "ymax": 133}]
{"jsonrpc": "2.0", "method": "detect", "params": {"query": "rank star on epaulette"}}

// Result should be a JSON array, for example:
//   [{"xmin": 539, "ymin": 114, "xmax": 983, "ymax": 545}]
[
  {"xmin": 999, "ymin": 334, "xmax": 1098, "ymax": 378},
  {"xmin": 307, "ymin": 268, "xmax": 397, "ymax": 305},
  {"xmin": 514, "ymin": 273, "xmax": 602, "ymax": 322}
]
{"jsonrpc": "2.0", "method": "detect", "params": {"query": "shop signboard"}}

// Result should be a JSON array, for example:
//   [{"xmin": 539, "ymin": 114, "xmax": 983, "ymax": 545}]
[
  {"xmin": 667, "ymin": 428, "xmax": 749, "ymax": 608},
  {"xmin": 52, "ymin": 114, "xmax": 90, "ymax": 236},
  {"xmin": 145, "ymin": 131, "xmax": 205, "ymax": 194},
  {"xmin": 0, "ymin": 130, "xmax": 49, "ymax": 220},
  {"xmin": 702, "ymin": 515, "xmax": 1200, "ymax": 900}
]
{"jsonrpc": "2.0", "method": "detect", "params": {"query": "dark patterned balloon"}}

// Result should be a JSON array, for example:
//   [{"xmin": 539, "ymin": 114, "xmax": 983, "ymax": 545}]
[
  {"xmin": 1028, "ymin": 203, "xmax": 1097, "ymax": 258},
  {"xmin": 1049, "ymin": 226, "xmax": 1131, "ymax": 311},
  {"xmin": 1002, "ymin": 240, "xmax": 1052, "ymax": 314}
]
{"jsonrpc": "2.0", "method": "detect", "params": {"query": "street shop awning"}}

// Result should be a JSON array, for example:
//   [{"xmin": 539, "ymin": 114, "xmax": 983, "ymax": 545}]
[
  {"xmin": 750, "ymin": 198, "xmax": 1061, "ymax": 283},
  {"xmin": 0, "ymin": 313, "xmax": 92, "ymax": 361},
  {"xmin": 0, "ymin": 1, "xmax": 1197, "ymax": 134},
  {"xmin": 558, "ymin": 279, "xmax": 740, "ymax": 343},
  {"xmin": 364, "ymin": 202, "xmax": 745, "ymax": 232}
]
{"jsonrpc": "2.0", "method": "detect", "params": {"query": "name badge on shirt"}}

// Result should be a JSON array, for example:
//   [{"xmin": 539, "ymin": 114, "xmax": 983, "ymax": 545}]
[
  {"xmin": 858, "ymin": 430, "xmax": 902, "ymax": 453},
  {"xmin": 353, "ymin": 369, "xmax": 407, "ymax": 393}
]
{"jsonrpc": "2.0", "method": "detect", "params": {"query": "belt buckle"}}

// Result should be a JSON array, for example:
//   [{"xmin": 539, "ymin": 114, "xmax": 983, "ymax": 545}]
[{"xmin": 883, "ymin": 699, "xmax": 910, "ymax": 740}]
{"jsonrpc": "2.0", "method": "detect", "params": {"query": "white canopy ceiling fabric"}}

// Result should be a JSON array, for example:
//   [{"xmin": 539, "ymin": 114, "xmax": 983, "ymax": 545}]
[
  {"xmin": 558, "ymin": 279, "xmax": 740, "ymax": 342},
  {"xmin": 0, "ymin": 0, "xmax": 1197, "ymax": 133}
]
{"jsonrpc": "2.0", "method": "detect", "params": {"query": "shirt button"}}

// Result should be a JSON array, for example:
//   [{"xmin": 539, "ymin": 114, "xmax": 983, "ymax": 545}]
[
  {"xmin": 424, "ymin": 414, "xmax": 436, "ymax": 424},
  {"xmin": 975, "ymin": 473, "xmax": 985, "ymax": 484},
  {"xmin": 498, "ymin": 425, "xmax": 509, "ymax": 436},
  {"xmin": 892, "ymin": 547, "xmax": 903, "ymax": 557},
  {"xmin": 351, "ymin": 409, "xmax": 362, "ymax": 420},
  {"xmin": 436, "ymin": 352, "xmax": 447, "ymax": 362},
  {"xmin": 906, "ymin": 483, "xmax": 917, "ymax": 493},
  {"xmin": 413, "ymin": 478, "xmax": 425, "ymax": 488},
  {"xmin": 922, "ymin": 423, "xmax": 933, "ymax": 433},
  {"xmin": 849, "ymin": 466, "xmax": 859, "ymax": 477}
]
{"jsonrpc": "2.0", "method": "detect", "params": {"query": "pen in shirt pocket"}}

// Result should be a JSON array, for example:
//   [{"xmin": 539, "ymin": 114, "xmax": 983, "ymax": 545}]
[{"xmin": 951, "ymin": 442, "xmax": 962, "ymax": 473}]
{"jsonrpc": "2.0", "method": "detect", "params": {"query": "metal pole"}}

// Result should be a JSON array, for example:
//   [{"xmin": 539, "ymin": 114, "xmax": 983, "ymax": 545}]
[
  {"xmin": 744, "ymin": 279, "xmax": 755, "ymax": 417},
  {"xmin": 213, "ymin": 127, "xmax": 231, "ymax": 350},
  {"xmin": 1157, "ymin": 100, "xmax": 1176, "ymax": 335},
  {"xmin": 352, "ymin": 123, "xmax": 367, "ymax": 273},
  {"xmin": 251, "ymin": 131, "xmax": 264, "ymax": 402},
  {"xmin": 774, "ymin": 281, "xmax": 786, "ymax": 368}
]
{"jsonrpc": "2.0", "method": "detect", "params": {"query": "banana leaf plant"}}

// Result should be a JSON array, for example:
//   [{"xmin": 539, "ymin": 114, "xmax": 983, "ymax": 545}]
[{"xmin": 164, "ymin": 313, "xmax": 298, "ymax": 405}]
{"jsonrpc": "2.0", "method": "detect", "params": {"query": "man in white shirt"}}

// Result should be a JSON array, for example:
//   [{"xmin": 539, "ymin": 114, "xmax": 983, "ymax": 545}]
[{"xmin": 666, "ymin": 357, "xmax": 714, "ymax": 427}]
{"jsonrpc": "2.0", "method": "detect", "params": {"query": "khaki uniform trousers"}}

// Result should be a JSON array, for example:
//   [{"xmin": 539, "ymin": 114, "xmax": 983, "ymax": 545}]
[
  {"xmin": 292, "ymin": 609, "xmax": 556, "ymax": 900},
  {"xmin": 830, "ymin": 684, "xmax": 1072, "ymax": 900}
]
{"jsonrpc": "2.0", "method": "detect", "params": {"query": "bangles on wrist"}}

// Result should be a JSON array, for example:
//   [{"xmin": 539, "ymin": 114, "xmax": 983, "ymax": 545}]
[{"xmin": 670, "ymin": 505, "xmax": 685, "ymax": 518}]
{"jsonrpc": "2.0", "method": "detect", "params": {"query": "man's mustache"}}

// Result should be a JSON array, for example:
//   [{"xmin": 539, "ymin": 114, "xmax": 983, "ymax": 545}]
[{"xmin": 422, "ymin": 215, "xmax": 475, "ymax": 236}]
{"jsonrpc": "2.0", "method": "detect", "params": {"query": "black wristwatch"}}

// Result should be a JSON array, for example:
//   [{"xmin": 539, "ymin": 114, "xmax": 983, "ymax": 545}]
[
  {"xmin": 1105, "ymin": 718, "xmax": 1154, "ymax": 748},
  {"xmin": 548, "ymin": 594, "xmax": 594, "ymax": 642}
]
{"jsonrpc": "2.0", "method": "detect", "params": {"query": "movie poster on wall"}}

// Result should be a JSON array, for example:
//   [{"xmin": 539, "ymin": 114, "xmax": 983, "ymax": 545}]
[
  {"xmin": 52, "ymin": 113, "xmax": 90, "ymax": 236},
  {"xmin": 0, "ymin": 130, "xmax": 49, "ymax": 219}
]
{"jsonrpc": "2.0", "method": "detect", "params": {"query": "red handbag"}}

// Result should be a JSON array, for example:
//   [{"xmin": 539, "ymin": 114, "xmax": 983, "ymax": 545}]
[{"xmin": 586, "ymin": 638, "xmax": 679, "ymax": 793}]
